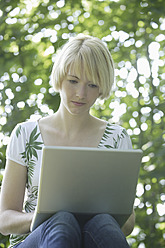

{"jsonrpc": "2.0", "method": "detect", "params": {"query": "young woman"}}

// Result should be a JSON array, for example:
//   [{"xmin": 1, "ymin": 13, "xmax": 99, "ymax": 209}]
[{"xmin": 0, "ymin": 34, "xmax": 135, "ymax": 247}]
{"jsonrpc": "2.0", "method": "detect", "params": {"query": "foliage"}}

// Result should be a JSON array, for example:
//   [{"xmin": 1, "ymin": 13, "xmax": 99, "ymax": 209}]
[{"xmin": 0, "ymin": 0, "xmax": 165, "ymax": 247}]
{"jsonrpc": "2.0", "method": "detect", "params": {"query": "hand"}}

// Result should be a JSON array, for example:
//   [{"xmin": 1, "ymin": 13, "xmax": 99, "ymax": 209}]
[{"xmin": 121, "ymin": 210, "xmax": 135, "ymax": 236}]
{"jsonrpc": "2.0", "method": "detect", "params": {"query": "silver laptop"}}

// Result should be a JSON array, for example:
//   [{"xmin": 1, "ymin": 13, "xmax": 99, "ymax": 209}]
[{"xmin": 31, "ymin": 146, "xmax": 142, "ymax": 231}]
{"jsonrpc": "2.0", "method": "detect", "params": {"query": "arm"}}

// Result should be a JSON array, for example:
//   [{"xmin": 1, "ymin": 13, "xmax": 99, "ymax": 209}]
[
  {"xmin": 121, "ymin": 210, "xmax": 135, "ymax": 236},
  {"xmin": 0, "ymin": 160, "xmax": 33, "ymax": 236}
]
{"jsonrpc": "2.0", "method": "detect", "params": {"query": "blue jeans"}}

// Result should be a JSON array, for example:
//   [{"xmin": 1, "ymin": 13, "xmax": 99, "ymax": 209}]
[{"xmin": 14, "ymin": 211, "xmax": 130, "ymax": 248}]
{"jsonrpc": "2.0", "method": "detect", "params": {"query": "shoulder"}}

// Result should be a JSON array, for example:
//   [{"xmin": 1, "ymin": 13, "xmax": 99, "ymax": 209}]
[
  {"xmin": 9, "ymin": 120, "xmax": 42, "ymax": 147},
  {"xmin": 16, "ymin": 120, "xmax": 39, "ymax": 130},
  {"xmin": 38, "ymin": 115, "xmax": 55, "ymax": 129},
  {"xmin": 6, "ymin": 120, "xmax": 43, "ymax": 166},
  {"xmin": 14, "ymin": 120, "xmax": 40, "ymax": 136},
  {"xmin": 99, "ymin": 123, "xmax": 132, "ymax": 149},
  {"xmin": 104, "ymin": 123, "xmax": 126, "ymax": 136},
  {"xmin": 6, "ymin": 121, "xmax": 39, "ymax": 166}
]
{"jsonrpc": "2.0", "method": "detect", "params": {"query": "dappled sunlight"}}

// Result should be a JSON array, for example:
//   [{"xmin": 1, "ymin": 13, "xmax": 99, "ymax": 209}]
[{"xmin": 0, "ymin": 0, "xmax": 165, "ymax": 247}]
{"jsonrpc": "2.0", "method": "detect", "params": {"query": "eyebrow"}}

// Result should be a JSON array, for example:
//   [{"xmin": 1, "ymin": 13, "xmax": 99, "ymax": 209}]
[{"xmin": 68, "ymin": 74, "xmax": 80, "ymax": 79}]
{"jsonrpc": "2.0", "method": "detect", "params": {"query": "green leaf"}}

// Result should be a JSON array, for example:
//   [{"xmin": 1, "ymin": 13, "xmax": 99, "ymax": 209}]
[
  {"xmin": 32, "ymin": 148, "xmax": 38, "ymax": 160},
  {"xmin": 104, "ymin": 145, "xmax": 114, "ymax": 149},
  {"xmin": 16, "ymin": 125, "xmax": 22, "ymax": 138},
  {"xmin": 29, "ymin": 126, "xmax": 38, "ymax": 143}
]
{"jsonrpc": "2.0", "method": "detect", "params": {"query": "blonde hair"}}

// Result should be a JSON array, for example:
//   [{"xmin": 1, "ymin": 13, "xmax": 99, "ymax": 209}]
[{"xmin": 51, "ymin": 34, "xmax": 114, "ymax": 99}]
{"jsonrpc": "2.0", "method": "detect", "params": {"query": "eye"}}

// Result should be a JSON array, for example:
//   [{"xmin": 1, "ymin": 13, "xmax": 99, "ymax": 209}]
[
  {"xmin": 88, "ymin": 83, "xmax": 98, "ymax": 88},
  {"xmin": 68, "ymin": 80, "xmax": 78, "ymax": 84}
]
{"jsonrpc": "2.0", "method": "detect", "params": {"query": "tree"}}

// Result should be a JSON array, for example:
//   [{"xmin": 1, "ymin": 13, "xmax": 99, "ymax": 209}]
[{"xmin": 0, "ymin": 0, "xmax": 165, "ymax": 247}]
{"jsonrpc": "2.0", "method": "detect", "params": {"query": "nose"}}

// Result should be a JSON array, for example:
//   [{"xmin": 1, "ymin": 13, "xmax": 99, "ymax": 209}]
[{"xmin": 76, "ymin": 84, "xmax": 87, "ymax": 99}]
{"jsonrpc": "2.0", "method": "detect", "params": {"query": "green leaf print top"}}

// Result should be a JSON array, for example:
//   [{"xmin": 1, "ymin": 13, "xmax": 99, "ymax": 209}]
[{"xmin": 6, "ymin": 120, "xmax": 132, "ymax": 247}]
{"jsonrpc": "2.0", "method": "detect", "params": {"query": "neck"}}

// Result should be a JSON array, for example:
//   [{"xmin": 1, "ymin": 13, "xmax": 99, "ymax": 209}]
[{"xmin": 55, "ymin": 105, "xmax": 93, "ymax": 136}]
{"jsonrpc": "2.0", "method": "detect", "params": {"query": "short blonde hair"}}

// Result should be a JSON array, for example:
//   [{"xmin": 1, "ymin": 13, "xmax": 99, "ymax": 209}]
[{"xmin": 51, "ymin": 34, "xmax": 114, "ymax": 99}]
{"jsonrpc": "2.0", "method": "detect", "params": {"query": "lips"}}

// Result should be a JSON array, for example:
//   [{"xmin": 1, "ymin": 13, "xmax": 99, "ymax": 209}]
[{"xmin": 71, "ymin": 101, "xmax": 86, "ymax": 106}]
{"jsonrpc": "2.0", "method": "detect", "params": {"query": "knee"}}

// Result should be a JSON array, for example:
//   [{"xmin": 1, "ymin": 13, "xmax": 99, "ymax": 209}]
[
  {"xmin": 48, "ymin": 211, "xmax": 77, "ymax": 224},
  {"xmin": 46, "ymin": 211, "xmax": 77, "ymax": 226},
  {"xmin": 40, "ymin": 212, "xmax": 82, "ymax": 247},
  {"xmin": 84, "ymin": 214, "xmax": 126, "ymax": 240},
  {"xmin": 84, "ymin": 214, "xmax": 120, "ymax": 232},
  {"xmin": 44, "ymin": 211, "xmax": 81, "ymax": 235},
  {"xmin": 83, "ymin": 214, "xmax": 128, "ymax": 247}
]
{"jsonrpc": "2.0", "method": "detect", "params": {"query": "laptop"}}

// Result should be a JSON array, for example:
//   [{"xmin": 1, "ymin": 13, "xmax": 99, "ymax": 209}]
[{"xmin": 30, "ymin": 146, "xmax": 142, "ymax": 231}]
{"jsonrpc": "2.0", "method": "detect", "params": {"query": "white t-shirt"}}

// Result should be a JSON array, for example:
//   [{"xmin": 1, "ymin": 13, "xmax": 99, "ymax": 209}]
[{"xmin": 6, "ymin": 120, "xmax": 132, "ymax": 247}]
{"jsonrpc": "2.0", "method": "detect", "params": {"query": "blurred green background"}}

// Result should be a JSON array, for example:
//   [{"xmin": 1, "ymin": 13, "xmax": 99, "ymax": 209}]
[{"xmin": 0, "ymin": 0, "xmax": 165, "ymax": 247}]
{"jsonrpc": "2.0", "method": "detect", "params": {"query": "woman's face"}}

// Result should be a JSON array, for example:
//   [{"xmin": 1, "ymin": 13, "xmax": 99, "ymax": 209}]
[{"xmin": 59, "ymin": 69, "xmax": 100, "ymax": 116}]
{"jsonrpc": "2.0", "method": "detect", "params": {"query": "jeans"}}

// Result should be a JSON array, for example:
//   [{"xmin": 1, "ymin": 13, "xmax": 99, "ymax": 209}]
[{"xmin": 14, "ymin": 211, "xmax": 130, "ymax": 248}]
